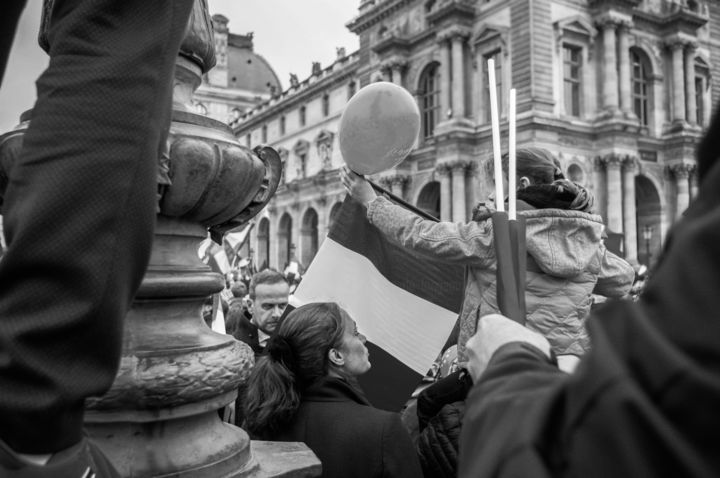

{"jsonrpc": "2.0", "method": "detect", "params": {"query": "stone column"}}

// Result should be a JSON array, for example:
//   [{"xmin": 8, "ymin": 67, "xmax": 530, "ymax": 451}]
[
  {"xmin": 670, "ymin": 41, "xmax": 686, "ymax": 122},
  {"xmin": 622, "ymin": 157, "xmax": 638, "ymax": 263},
  {"xmin": 391, "ymin": 63, "xmax": 404, "ymax": 86},
  {"xmin": 672, "ymin": 164, "xmax": 691, "ymax": 219},
  {"xmin": 601, "ymin": 20, "xmax": 619, "ymax": 113},
  {"xmin": 618, "ymin": 23, "xmax": 633, "ymax": 116},
  {"xmin": 685, "ymin": 43, "xmax": 698, "ymax": 125},
  {"xmin": 604, "ymin": 155, "xmax": 623, "ymax": 233},
  {"xmin": 440, "ymin": 40, "xmax": 452, "ymax": 120},
  {"xmin": 451, "ymin": 35, "xmax": 466, "ymax": 119},
  {"xmin": 436, "ymin": 164, "xmax": 452, "ymax": 221},
  {"xmin": 451, "ymin": 161, "xmax": 467, "ymax": 222}
]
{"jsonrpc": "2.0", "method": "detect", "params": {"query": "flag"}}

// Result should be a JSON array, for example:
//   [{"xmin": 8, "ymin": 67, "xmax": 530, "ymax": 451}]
[
  {"xmin": 224, "ymin": 221, "xmax": 255, "ymax": 268},
  {"xmin": 199, "ymin": 236, "xmax": 231, "ymax": 275},
  {"xmin": 293, "ymin": 196, "xmax": 465, "ymax": 411}
]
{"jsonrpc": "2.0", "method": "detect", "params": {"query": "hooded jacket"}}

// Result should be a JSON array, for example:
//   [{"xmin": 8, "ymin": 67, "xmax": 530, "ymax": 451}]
[{"xmin": 366, "ymin": 196, "xmax": 634, "ymax": 359}]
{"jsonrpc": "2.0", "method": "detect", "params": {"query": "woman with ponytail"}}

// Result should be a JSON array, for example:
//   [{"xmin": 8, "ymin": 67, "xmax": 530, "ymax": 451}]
[{"xmin": 243, "ymin": 302, "xmax": 421, "ymax": 478}]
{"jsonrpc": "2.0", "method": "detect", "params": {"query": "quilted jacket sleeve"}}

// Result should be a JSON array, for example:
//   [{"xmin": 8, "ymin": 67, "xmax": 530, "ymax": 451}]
[
  {"xmin": 366, "ymin": 196, "xmax": 496, "ymax": 268},
  {"xmin": 593, "ymin": 247, "xmax": 635, "ymax": 297}
]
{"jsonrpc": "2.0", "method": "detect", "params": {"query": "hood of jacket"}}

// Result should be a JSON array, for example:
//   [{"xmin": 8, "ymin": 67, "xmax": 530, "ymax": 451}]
[{"xmin": 521, "ymin": 208, "xmax": 605, "ymax": 279}]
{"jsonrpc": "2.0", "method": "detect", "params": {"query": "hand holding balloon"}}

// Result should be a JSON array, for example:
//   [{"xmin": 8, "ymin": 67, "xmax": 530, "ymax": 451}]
[
  {"xmin": 341, "ymin": 166, "xmax": 376, "ymax": 207},
  {"xmin": 339, "ymin": 82, "xmax": 420, "ymax": 175}
]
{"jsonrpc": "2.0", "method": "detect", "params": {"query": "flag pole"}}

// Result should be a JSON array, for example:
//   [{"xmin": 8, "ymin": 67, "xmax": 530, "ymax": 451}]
[
  {"xmin": 508, "ymin": 88, "xmax": 517, "ymax": 221},
  {"xmin": 488, "ymin": 58, "xmax": 504, "ymax": 212},
  {"xmin": 367, "ymin": 179, "xmax": 440, "ymax": 222}
]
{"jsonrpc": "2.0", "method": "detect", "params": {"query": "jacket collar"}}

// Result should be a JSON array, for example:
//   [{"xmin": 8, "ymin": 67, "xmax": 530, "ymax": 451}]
[{"xmin": 302, "ymin": 376, "xmax": 371, "ymax": 406}]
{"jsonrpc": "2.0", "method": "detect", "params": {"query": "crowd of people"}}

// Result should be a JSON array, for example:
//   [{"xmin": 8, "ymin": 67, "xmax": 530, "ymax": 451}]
[{"xmin": 2, "ymin": 2, "xmax": 720, "ymax": 477}]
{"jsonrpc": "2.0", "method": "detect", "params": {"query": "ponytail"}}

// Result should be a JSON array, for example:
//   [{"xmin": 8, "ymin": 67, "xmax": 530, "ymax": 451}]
[{"xmin": 243, "ymin": 353, "xmax": 300, "ymax": 439}]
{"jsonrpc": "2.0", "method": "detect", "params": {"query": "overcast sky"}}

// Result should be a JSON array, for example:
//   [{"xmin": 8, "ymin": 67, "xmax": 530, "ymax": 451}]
[{"xmin": 0, "ymin": 1, "xmax": 359, "ymax": 132}]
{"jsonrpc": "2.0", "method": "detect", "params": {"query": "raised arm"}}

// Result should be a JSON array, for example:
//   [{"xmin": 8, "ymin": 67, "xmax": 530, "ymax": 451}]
[{"xmin": 341, "ymin": 167, "xmax": 496, "ymax": 267}]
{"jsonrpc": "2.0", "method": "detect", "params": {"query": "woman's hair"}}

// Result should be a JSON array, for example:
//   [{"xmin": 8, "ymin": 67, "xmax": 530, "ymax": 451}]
[
  {"xmin": 243, "ymin": 302, "xmax": 347, "ymax": 438},
  {"xmin": 487, "ymin": 147, "xmax": 564, "ymax": 185}
]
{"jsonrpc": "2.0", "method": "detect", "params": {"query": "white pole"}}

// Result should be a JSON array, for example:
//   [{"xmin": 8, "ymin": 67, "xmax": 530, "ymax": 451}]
[
  {"xmin": 487, "ymin": 59, "xmax": 504, "ymax": 213},
  {"xmin": 508, "ymin": 88, "xmax": 517, "ymax": 220}
]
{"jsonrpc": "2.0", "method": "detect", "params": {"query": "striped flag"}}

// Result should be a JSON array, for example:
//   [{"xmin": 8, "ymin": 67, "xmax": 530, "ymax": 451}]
[{"xmin": 293, "ymin": 196, "xmax": 465, "ymax": 411}]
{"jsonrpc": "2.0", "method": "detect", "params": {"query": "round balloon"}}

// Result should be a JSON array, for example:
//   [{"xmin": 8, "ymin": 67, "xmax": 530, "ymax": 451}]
[{"xmin": 339, "ymin": 82, "xmax": 420, "ymax": 175}]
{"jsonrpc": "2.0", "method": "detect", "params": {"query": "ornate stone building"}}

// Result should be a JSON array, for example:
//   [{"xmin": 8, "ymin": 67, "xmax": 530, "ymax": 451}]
[
  {"xmin": 193, "ymin": 14, "xmax": 282, "ymax": 124},
  {"xmin": 222, "ymin": 0, "xmax": 719, "ymax": 270}
]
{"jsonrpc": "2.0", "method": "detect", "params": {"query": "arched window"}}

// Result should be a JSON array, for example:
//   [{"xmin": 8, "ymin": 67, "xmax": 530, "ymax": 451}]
[
  {"xmin": 300, "ymin": 208, "xmax": 319, "ymax": 266},
  {"xmin": 418, "ymin": 63, "xmax": 440, "ymax": 140},
  {"xmin": 279, "ymin": 115, "xmax": 286, "ymax": 135},
  {"xmin": 278, "ymin": 213, "xmax": 293, "ymax": 269},
  {"xmin": 257, "ymin": 217, "xmax": 270, "ymax": 270},
  {"xmin": 348, "ymin": 81, "xmax": 357, "ymax": 100},
  {"xmin": 261, "ymin": 124, "xmax": 268, "ymax": 143},
  {"xmin": 416, "ymin": 181, "xmax": 441, "ymax": 220},
  {"xmin": 299, "ymin": 105, "xmax": 307, "ymax": 127},
  {"xmin": 695, "ymin": 57, "xmax": 710, "ymax": 127},
  {"xmin": 631, "ymin": 49, "xmax": 650, "ymax": 127}
]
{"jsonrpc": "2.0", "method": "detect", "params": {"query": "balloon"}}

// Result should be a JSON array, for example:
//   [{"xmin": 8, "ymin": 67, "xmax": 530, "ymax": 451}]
[{"xmin": 338, "ymin": 82, "xmax": 420, "ymax": 175}]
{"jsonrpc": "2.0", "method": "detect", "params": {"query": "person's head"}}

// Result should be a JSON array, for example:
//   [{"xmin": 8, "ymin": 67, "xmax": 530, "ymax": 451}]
[
  {"xmin": 248, "ymin": 269, "xmax": 290, "ymax": 334},
  {"xmin": 230, "ymin": 281, "xmax": 247, "ymax": 298},
  {"xmin": 489, "ymin": 147, "xmax": 564, "ymax": 190},
  {"xmin": 243, "ymin": 303, "xmax": 370, "ymax": 438}
]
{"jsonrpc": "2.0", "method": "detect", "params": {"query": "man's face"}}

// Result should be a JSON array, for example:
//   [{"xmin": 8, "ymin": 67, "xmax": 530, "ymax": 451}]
[{"xmin": 250, "ymin": 282, "xmax": 290, "ymax": 334}]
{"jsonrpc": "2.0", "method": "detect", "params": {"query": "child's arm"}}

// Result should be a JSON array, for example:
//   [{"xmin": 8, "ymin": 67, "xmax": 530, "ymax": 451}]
[{"xmin": 593, "ymin": 247, "xmax": 635, "ymax": 297}]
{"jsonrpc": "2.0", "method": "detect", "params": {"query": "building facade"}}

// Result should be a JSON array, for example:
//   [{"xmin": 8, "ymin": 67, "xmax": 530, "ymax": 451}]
[
  {"xmin": 218, "ymin": 0, "xmax": 719, "ymax": 271},
  {"xmin": 193, "ymin": 14, "xmax": 282, "ymax": 124}
]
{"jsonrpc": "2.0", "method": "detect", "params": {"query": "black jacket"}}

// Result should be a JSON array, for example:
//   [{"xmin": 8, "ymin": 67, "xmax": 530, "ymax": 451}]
[
  {"xmin": 459, "ymin": 146, "xmax": 720, "ymax": 477},
  {"xmin": 272, "ymin": 377, "xmax": 422, "ymax": 478},
  {"xmin": 417, "ymin": 400, "xmax": 465, "ymax": 478}
]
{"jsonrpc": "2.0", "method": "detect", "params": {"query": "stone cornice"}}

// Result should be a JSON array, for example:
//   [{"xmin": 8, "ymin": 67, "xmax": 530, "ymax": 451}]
[
  {"xmin": 435, "ymin": 163, "xmax": 453, "ymax": 176},
  {"xmin": 372, "ymin": 35, "xmax": 412, "ymax": 57},
  {"xmin": 668, "ymin": 162, "xmax": 695, "ymax": 179},
  {"xmin": 426, "ymin": 0, "xmax": 476, "ymax": 27},
  {"xmin": 588, "ymin": 0, "xmax": 641, "ymax": 12},
  {"xmin": 594, "ymin": 12, "xmax": 633, "ymax": 29},
  {"xmin": 436, "ymin": 25, "xmax": 472, "ymax": 43},
  {"xmin": 663, "ymin": 32, "xmax": 699, "ymax": 50},
  {"xmin": 632, "ymin": 2, "xmax": 708, "ymax": 33},
  {"xmin": 346, "ymin": 0, "xmax": 415, "ymax": 34},
  {"xmin": 622, "ymin": 155, "xmax": 638, "ymax": 171},
  {"xmin": 597, "ymin": 153, "xmax": 627, "ymax": 169}
]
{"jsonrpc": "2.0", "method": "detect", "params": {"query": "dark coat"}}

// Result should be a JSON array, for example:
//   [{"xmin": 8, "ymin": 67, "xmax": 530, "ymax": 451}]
[
  {"xmin": 230, "ymin": 309, "xmax": 263, "ymax": 356},
  {"xmin": 272, "ymin": 377, "xmax": 422, "ymax": 478},
  {"xmin": 458, "ymin": 150, "xmax": 720, "ymax": 477}
]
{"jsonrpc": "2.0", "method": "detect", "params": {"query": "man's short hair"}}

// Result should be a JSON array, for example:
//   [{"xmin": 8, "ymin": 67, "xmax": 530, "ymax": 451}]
[{"xmin": 249, "ymin": 269, "xmax": 288, "ymax": 299}]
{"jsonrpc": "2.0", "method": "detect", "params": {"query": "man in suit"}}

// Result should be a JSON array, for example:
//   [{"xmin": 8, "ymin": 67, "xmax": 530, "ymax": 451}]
[
  {"xmin": 232, "ymin": 269, "xmax": 290, "ymax": 355},
  {"xmin": 0, "ymin": 1, "xmax": 194, "ymax": 476}
]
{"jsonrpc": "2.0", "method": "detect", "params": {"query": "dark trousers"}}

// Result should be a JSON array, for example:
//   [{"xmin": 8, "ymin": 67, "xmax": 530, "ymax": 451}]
[{"xmin": 0, "ymin": 0, "xmax": 193, "ymax": 454}]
